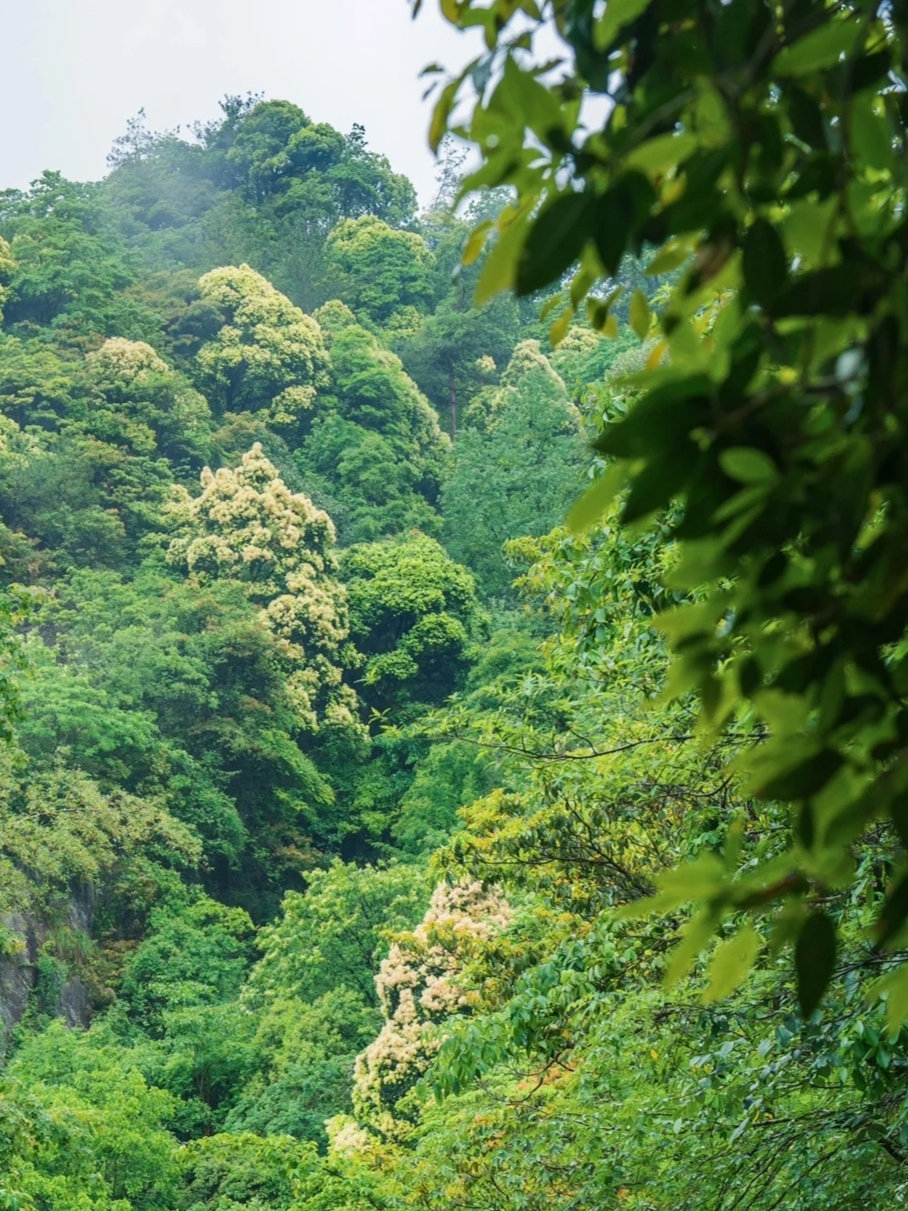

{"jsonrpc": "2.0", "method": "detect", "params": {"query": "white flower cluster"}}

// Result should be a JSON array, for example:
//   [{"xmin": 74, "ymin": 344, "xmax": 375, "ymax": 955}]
[
  {"xmin": 86, "ymin": 337, "xmax": 168, "ymax": 383},
  {"xmin": 166, "ymin": 444, "xmax": 361, "ymax": 735},
  {"xmin": 350, "ymin": 881, "xmax": 510, "ymax": 1141},
  {"xmin": 195, "ymin": 264, "xmax": 329, "ymax": 429}
]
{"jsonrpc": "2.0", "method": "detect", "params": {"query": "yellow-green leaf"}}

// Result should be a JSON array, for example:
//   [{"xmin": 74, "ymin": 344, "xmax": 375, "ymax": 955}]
[
  {"xmin": 629, "ymin": 290, "xmax": 651, "ymax": 340},
  {"xmin": 430, "ymin": 78, "xmax": 461, "ymax": 153},
  {"xmin": 718, "ymin": 447, "xmax": 779, "ymax": 485},
  {"xmin": 703, "ymin": 926, "xmax": 761, "ymax": 1003},
  {"xmin": 774, "ymin": 18, "xmax": 860, "ymax": 76},
  {"xmin": 549, "ymin": 307, "xmax": 574, "ymax": 347},
  {"xmin": 656, "ymin": 850, "xmax": 727, "ymax": 900},
  {"xmin": 567, "ymin": 462, "xmax": 629, "ymax": 533},
  {"xmin": 624, "ymin": 132, "xmax": 698, "ymax": 177},
  {"xmin": 645, "ymin": 242, "xmax": 691, "ymax": 275},
  {"xmin": 462, "ymin": 220, "xmax": 493, "ymax": 266},
  {"xmin": 474, "ymin": 208, "xmax": 530, "ymax": 305},
  {"xmin": 869, "ymin": 964, "xmax": 908, "ymax": 1034},
  {"xmin": 665, "ymin": 909, "xmax": 717, "ymax": 989}
]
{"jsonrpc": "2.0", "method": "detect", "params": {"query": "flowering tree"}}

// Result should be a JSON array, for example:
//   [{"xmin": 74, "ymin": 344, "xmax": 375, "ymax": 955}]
[
  {"xmin": 86, "ymin": 337, "xmax": 213, "ymax": 465},
  {"xmin": 166, "ymin": 443, "xmax": 359, "ymax": 735},
  {"xmin": 351, "ymin": 881, "xmax": 510, "ymax": 1140},
  {"xmin": 324, "ymin": 215, "xmax": 434, "ymax": 329},
  {"xmin": 195, "ymin": 265, "xmax": 329, "ymax": 432}
]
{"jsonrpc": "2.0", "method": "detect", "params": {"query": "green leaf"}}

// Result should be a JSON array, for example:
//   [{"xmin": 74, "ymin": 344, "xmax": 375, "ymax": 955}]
[
  {"xmin": 850, "ymin": 94, "xmax": 895, "ymax": 173},
  {"xmin": 795, "ymin": 912, "xmax": 837, "ymax": 1017},
  {"xmin": 665, "ymin": 909, "xmax": 717, "ymax": 989},
  {"xmin": 756, "ymin": 750, "xmax": 843, "ymax": 802},
  {"xmin": 591, "ymin": 174, "xmax": 654, "ymax": 275},
  {"xmin": 567, "ymin": 462, "xmax": 629, "ymax": 533},
  {"xmin": 474, "ymin": 208, "xmax": 530, "ymax": 304},
  {"xmin": 625, "ymin": 132, "xmax": 698, "ymax": 177},
  {"xmin": 430, "ymin": 77, "xmax": 462, "ymax": 153},
  {"xmin": 742, "ymin": 219, "xmax": 788, "ymax": 309},
  {"xmin": 592, "ymin": 192, "xmax": 632, "ymax": 277},
  {"xmin": 869, "ymin": 964, "xmax": 908, "ymax": 1034},
  {"xmin": 516, "ymin": 193, "xmax": 594, "ymax": 296},
  {"xmin": 594, "ymin": 0, "xmax": 652, "ymax": 53},
  {"xmin": 657, "ymin": 851, "xmax": 728, "ymax": 900},
  {"xmin": 704, "ymin": 926, "xmax": 761, "ymax": 1003},
  {"xmin": 500, "ymin": 55, "xmax": 567, "ymax": 148},
  {"xmin": 787, "ymin": 85, "xmax": 826, "ymax": 148},
  {"xmin": 586, "ymin": 286, "xmax": 623, "ymax": 332},
  {"xmin": 719, "ymin": 447, "xmax": 779, "ymax": 485},
  {"xmin": 549, "ymin": 306, "xmax": 574, "ymax": 346},
  {"xmin": 598, "ymin": 375, "xmax": 713, "ymax": 459},
  {"xmin": 629, "ymin": 290, "xmax": 651, "ymax": 340},
  {"xmin": 462, "ymin": 219, "xmax": 493, "ymax": 266},
  {"xmin": 774, "ymin": 18, "xmax": 861, "ymax": 76},
  {"xmin": 623, "ymin": 454, "xmax": 690, "ymax": 524},
  {"xmin": 646, "ymin": 241, "xmax": 690, "ymax": 275},
  {"xmin": 876, "ymin": 870, "xmax": 908, "ymax": 949}
]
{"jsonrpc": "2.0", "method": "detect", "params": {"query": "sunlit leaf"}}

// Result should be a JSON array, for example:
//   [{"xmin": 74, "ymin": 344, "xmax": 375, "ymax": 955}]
[
  {"xmin": 704, "ymin": 926, "xmax": 761, "ymax": 1003},
  {"xmin": 629, "ymin": 290, "xmax": 650, "ymax": 340}
]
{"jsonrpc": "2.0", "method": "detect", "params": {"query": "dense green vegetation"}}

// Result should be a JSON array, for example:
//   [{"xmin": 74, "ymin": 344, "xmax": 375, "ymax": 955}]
[{"xmin": 2, "ymin": 2, "xmax": 908, "ymax": 1207}]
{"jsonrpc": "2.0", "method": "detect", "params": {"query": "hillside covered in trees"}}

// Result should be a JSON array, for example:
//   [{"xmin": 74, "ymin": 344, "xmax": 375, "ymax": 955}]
[{"xmin": 3, "ymin": 1, "xmax": 908, "ymax": 1206}]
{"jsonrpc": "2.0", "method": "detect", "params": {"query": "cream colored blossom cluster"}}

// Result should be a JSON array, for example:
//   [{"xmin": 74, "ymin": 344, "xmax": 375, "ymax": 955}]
[
  {"xmin": 167, "ymin": 443, "xmax": 360, "ymax": 735},
  {"xmin": 0, "ymin": 415, "xmax": 43, "ymax": 468},
  {"xmin": 196, "ymin": 265, "xmax": 329, "ymax": 429},
  {"xmin": 86, "ymin": 337, "xmax": 168, "ymax": 383},
  {"xmin": 350, "ymin": 881, "xmax": 510, "ymax": 1141}
]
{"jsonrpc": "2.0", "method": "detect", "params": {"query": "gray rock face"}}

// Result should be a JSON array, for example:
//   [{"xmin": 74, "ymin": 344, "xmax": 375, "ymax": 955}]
[
  {"xmin": 0, "ymin": 884, "xmax": 95, "ymax": 1053},
  {"xmin": 0, "ymin": 913, "xmax": 34, "ymax": 1052}
]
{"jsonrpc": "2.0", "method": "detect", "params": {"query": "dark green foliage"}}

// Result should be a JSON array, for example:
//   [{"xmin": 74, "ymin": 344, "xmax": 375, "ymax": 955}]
[
  {"xmin": 0, "ymin": 173, "xmax": 154, "ymax": 341},
  {"xmin": 296, "ymin": 309, "xmax": 448, "ymax": 542},
  {"xmin": 26, "ymin": 567, "xmax": 346, "ymax": 906},
  {"xmin": 178, "ymin": 1131, "xmax": 312, "ymax": 1211},
  {"xmin": 117, "ymin": 897, "xmax": 257, "ymax": 1135},
  {"xmin": 396, "ymin": 295, "xmax": 518, "ymax": 439},
  {"xmin": 343, "ymin": 533, "xmax": 479, "ymax": 710},
  {"xmin": 120, "ymin": 897, "xmax": 254, "ymax": 1031}
]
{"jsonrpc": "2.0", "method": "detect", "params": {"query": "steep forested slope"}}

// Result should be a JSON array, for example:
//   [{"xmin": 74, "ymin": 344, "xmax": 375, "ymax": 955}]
[
  {"xmin": 1, "ymin": 75, "xmax": 906, "ymax": 1211},
  {"xmin": 0, "ymin": 94, "xmax": 597, "ymax": 1203}
]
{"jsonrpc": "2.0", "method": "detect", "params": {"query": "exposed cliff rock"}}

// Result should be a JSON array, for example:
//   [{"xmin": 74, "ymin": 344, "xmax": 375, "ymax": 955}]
[{"xmin": 0, "ymin": 883, "xmax": 95, "ymax": 1053}]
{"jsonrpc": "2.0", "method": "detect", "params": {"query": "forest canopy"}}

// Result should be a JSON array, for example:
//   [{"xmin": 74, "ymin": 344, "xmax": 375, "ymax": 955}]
[{"xmin": 2, "ymin": 3, "xmax": 908, "ymax": 1209}]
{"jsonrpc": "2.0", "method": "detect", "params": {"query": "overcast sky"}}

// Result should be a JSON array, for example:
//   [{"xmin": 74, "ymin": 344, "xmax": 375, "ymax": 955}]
[{"xmin": 1, "ymin": 0, "xmax": 474, "ymax": 205}]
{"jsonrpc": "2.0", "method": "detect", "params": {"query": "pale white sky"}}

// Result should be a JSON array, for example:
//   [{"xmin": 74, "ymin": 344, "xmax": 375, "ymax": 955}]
[{"xmin": 0, "ymin": 0, "xmax": 474, "ymax": 205}]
